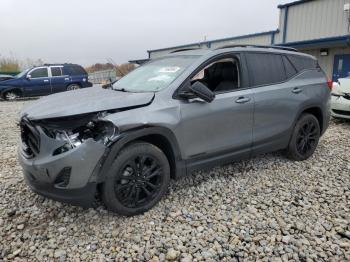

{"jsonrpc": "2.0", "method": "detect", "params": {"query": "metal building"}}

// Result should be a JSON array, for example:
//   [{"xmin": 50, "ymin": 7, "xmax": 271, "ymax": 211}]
[{"xmin": 142, "ymin": 0, "xmax": 350, "ymax": 81}]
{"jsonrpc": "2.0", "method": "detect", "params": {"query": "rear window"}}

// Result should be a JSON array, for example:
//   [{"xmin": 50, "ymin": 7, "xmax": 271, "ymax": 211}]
[
  {"xmin": 64, "ymin": 65, "xmax": 87, "ymax": 76},
  {"xmin": 246, "ymin": 53, "xmax": 286, "ymax": 86},
  {"xmin": 287, "ymin": 55, "xmax": 317, "ymax": 72}
]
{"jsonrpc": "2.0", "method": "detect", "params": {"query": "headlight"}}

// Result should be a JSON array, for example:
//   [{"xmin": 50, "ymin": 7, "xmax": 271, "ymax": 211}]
[
  {"xmin": 52, "ymin": 131, "xmax": 83, "ymax": 155},
  {"xmin": 55, "ymin": 131, "xmax": 82, "ymax": 147},
  {"xmin": 44, "ymin": 119, "xmax": 118, "ymax": 156}
]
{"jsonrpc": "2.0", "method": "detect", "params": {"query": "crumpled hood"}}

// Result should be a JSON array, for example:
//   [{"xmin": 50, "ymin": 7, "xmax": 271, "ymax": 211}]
[{"xmin": 20, "ymin": 87, "xmax": 154, "ymax": 120}]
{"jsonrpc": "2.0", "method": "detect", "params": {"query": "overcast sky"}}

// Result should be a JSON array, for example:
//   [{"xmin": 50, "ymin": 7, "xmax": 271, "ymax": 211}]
[{"xmin": 0, "ymin": 0, "xmax": 291, "ymax": 67}]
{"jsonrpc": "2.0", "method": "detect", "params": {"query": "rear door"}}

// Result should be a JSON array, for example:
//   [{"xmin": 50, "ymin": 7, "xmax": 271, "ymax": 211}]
[
  {"xmin": 50, "ymin": 66, "xmax": 69, "ymax": 93},
  {"xmin": 24, "ymin": 67, "xmax": 51, "ymax": 96},
  {"xmin": 246, "ymin": 52, "xmax": 302, "ymax": 155}
]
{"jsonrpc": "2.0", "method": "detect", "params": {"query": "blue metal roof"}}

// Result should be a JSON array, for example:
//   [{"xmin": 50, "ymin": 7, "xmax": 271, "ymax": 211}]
[
  {"xmin": 278, "ymin": 0, "xmax": 315, "ymax": 9},
  {"xmin": 282, "ymin": 35, "xmax": 350, "ymax": 48}
]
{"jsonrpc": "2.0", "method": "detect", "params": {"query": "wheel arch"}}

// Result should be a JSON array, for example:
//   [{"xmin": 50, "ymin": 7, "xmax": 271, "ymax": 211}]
[
  {"xmin": 299, "ymin": 106, "xmax": 324, "ymax": 133},
  {"xmin": 66, "ymin": 82, "xmax": 82, "ymax": 88},
  {"xmin": 95, "ymin": 126, "xmax": 186, "ymax": 183}
]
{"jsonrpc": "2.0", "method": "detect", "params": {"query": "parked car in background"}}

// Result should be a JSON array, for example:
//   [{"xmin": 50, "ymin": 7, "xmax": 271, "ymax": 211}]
[
  {"xmin": 0, "ymin": 64, "xmax": 92, "ymax": 100},
  {"xmin": 0, "ymin": 74, "xmax": 15, "ymax": 82},
  {"xmin": 331, "ymin": 78, "xmax": 350, "ymax": 119},
  {"xmin": 18, "ymin": 46, "xmax": 330, "ymax": 216}
]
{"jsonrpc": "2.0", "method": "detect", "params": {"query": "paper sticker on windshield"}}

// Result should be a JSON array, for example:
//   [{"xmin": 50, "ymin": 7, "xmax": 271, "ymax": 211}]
[{"xmin": 158, "ymin": 67, "xmax": 180, "ymax": 73}]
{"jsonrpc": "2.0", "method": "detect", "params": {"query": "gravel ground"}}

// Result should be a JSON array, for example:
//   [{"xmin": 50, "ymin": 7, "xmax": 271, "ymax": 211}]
[{"xmin": 0, "ymin": 100, "xmax": 349, "ymax": 261}]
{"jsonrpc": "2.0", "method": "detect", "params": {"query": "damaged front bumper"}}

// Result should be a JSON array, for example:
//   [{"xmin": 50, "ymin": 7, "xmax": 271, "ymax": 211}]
[
  {"xmin": 18, "ymin": 123, "xmax": 107, "ymax": 207},
  {"xmin": 331, "ymin": 95, "xmax": 350, "ymax": 119}
]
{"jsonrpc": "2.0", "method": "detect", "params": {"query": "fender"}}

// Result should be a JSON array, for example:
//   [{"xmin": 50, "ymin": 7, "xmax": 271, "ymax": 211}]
[
  {"xmin": 293, "ymin": 103, "xmax": 326, "ymax": 135},
  {"xmin": 91, "ymin": 126, "xmax": 187, "ymax": 183}
]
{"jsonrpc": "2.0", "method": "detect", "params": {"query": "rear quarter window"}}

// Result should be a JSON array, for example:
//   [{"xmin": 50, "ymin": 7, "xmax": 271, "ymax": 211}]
[
  {"xmin": 246, "ymin": 53, "xmax": 286, "ymax": 86},
  {"xmin": 282, "ymin": 56, "xmax": 298, "ymax": 79},
  {"xmin": 287, "ymin": 55, "xmax": 317, "ymax": 72},
  {"xmin": 64, "ymin": 65, "xmax": 87, "ymax": 76}
]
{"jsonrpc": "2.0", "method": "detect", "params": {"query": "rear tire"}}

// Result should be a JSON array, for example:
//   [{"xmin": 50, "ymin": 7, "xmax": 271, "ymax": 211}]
[
  {"xmin": 286, "ymin": 113, "xmax": 320, "ymax": 161},
  {"xmin": 102, "ymin": 142, "xmax": 170, "ymax": 216},
  {"xmin": 66, "ymin": 84, "xmax": 80, "ymax": 91}
]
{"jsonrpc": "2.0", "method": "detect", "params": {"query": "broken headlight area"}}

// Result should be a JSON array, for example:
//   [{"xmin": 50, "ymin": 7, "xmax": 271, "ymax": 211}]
[
  {"xmin": 332, "ymin": 92, "xmax": 350, "ymax": 100},
  {"xmin": 35, "ymin": 113, "xmax": 118, "ymax": 156}
]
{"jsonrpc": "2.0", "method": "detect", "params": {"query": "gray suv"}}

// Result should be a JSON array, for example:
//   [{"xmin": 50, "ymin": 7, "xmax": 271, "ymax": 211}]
[{"xmin": 18, "ymin": 45, "xmax": 331, "ymax": 216}]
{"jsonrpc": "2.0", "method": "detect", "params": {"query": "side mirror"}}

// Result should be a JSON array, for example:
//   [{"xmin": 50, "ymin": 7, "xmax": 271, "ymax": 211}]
[
  {"xmin": 26, "ymin": 74, "xmax": 31, "ymax": 80},
  {"xmin": 189, "ymin": 81, "xmax": 215, "ymax": 103}
]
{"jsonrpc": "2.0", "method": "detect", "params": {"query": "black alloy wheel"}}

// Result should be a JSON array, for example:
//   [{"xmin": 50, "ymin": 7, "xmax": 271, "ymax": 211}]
[
  {"xmin": 102, "ymin": 142, "xmax": 170, "ymax": 216},
  {"xmin": 287, "ymin": 113, "xmax": 320, "ymax": 161},
  {"xmin": 295, "ymin": 120, "xmax": 318, "ymax": 155},
  {"xmin": 114, "ymin": 155, "xmax": 163, "ymax": 208}
]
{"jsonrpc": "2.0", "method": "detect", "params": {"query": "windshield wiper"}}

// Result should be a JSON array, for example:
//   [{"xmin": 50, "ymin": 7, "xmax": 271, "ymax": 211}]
[{"xmin": 113, "ymin": 87, "xmax": 129, "ymax": 92}]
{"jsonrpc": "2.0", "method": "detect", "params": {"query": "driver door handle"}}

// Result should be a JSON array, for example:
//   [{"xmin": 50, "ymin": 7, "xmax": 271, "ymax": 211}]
[
  {"xmin": 235, "ymin": 96, "xmax": 251, "ymax": 104},
  {"xmin": 44, "ymin": 79, "xmax": 49, "ymax": 83},
  {"xmin": 292, "ymin": 87, "xmax": 302, "ymax": 94}
]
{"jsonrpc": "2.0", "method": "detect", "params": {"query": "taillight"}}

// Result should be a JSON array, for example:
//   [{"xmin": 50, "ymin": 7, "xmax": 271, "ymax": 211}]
[{"xmin": 327, "ymin": 79, "xmax": 333, "ymax": 90}]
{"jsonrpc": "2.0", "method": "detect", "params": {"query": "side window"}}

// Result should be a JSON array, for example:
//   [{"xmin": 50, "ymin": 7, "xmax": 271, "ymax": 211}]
[
  {"xmin": 191, "ymin": 57, "xmax": 240, "ymax": 93},
  {"xmin": 282, "ymin": 56, "xmax": 298, "ymax": 79},
  {"xmin": 30, "ymin": 68, "xmax": 48, "ymax": 78},
  {"xmin": 287, "ymin": 55, "xmax": 317, "ymax": 72},
  {"xmin": 246, "ymin": 53, "xmax": 286, "ymax": 86},
  {"xmin": 66, "ymin": 65, "xmax": 87, "ymax": 76},
  {"xmin": 51, "ymin": 67, "xmax": 63, "ymax": 77}
]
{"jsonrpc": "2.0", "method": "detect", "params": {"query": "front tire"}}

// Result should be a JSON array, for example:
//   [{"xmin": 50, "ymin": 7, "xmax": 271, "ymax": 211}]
[
  {"xmin": 287, "ymin": 113, "xmax": 320, "ymax": 161},
  {"xmin": 102, "ymin": 142, "xmax": 170, "ymax": 216},
  {"xmin": 3, "ymin": 91, "xmax": 19, "ymax": 101}
]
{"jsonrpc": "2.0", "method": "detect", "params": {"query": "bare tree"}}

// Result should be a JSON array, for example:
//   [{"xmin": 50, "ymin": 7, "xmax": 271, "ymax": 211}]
[{"xmin": 115, "ymin": 63, "xmax": 135, "ymax": 77}]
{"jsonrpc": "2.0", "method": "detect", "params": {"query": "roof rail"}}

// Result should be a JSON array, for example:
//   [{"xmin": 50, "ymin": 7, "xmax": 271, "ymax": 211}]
[
  {"xmin": 215, "ymin": 44, "xmax": 298, "ymax": 52},
  {"xmin": 43, "ymin": 63, "xmax": 75, "ymax": 66},
  {"xmin": 170, "ymin": 47, "xmax": 202, "ymax": 53}
]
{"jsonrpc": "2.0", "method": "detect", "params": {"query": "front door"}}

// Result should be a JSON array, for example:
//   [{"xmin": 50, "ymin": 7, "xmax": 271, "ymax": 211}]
[
  {"xmin": 333, "ymin": 54, "xmax": 350, "ymax": 81},
  {"xmin": 178, "ymin": 56, "xmax": 254, "ymax": 162},
  {"xmin": 24, "ymin": 67, "xmax": 51, "ymax": 96}
]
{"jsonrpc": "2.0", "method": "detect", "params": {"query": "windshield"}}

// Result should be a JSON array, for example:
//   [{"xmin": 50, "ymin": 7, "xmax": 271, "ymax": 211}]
[
  {"xmin": 113, "ymin": 56, "xmax": 198, "ymax": 92},
  {"xmin": 15, "ymin": 69, "xmax": 29, "ymax": 78}
]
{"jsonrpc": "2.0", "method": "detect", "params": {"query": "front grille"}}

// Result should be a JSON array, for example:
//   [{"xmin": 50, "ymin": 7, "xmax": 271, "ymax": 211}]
[
  {"xmin": 332, "ymin": 109, "xmax": 350, "ymax": 116},
  {"xmin": 20, "ymin": 118, "xmax": 40, "ymax": 157}
]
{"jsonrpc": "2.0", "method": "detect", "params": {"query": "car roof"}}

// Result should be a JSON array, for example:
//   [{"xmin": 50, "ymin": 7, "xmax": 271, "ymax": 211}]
[
  {"xmin": 43, "ymin": 63, "xmax": 81, "ymax": 67},
  {"xmin": 165, "ymin": 46, "xmax": 315, "ymax": 60}
]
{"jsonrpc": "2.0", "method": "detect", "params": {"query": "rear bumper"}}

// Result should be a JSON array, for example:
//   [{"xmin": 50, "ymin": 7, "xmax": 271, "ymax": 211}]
[{"xmin": 83, "ymin": 81, "xmax": 93, "ymax": 88}]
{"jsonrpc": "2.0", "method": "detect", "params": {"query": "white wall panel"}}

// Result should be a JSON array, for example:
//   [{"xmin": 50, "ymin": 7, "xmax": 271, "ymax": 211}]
[{"xmin": 286, "ymin": 0, "xmax": 349, "ymax": 42}]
